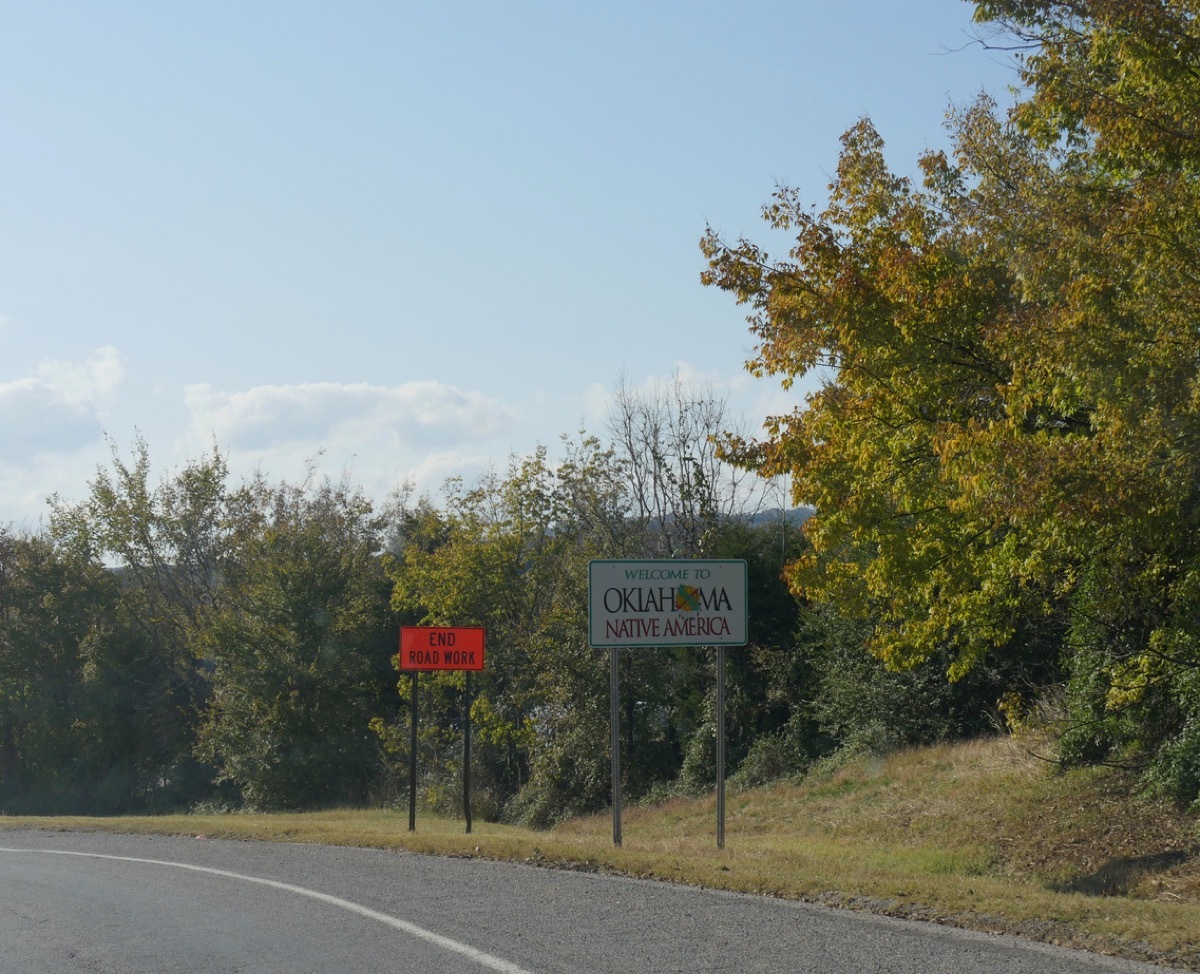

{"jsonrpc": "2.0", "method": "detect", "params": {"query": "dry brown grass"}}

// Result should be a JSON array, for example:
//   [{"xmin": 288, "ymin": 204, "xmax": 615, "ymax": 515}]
[{"xmin": 3, "ymin": 736, "xmax": 1198, "ymax": 968}]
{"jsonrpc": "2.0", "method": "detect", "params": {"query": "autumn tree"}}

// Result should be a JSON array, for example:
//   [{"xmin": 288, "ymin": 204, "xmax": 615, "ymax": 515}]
[
  {"xmin": 970, "ymin": 0, "xmax": 1200, "ymax": 801},
  {"xmin": 701, "ymin": 0, "xmax": 1200, "ymax": 802},
  {"xmin": 703, "ymin": 117, "xmax": 1036, "ymax": 678}
]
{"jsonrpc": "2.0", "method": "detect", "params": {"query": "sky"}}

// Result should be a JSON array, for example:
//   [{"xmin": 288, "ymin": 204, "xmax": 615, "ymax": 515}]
[{"xmin": 0, "ymin": 1, "xmax": 1019, "ymax": 528}]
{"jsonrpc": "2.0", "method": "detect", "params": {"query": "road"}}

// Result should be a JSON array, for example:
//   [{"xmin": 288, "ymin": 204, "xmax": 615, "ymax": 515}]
[{"xmin": 0, "ymin": 829, "xmax": 1186, "ymax": 973}]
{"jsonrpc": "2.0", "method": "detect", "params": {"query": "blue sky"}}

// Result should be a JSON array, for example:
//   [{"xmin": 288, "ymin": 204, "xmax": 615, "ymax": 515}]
[{"xmin": 1, "ymin": 1, "xmax": 1017, "ymax": 526}]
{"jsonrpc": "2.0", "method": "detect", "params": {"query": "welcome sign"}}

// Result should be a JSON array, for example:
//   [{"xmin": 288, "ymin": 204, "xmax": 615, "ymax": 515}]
[{"xmin": 588, "ymin": 559, "xmax": 748, "ymax": 647}]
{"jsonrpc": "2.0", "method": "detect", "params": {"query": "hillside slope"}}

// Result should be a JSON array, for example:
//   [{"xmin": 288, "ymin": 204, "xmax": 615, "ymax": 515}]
[{"xmin": 555, "ymin": 736, "xmax": 1200, "ymax": 967}]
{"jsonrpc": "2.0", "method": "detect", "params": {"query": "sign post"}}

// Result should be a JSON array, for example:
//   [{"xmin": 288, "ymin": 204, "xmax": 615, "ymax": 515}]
[
  {"xmin": 716, "ymin": 646, "xmax": 726, "ymax": 849},
  {"xmin": 610, "ymin": 647, "xmax": 622, "ymax": 847},
  {"xmin": 408, "ymin": 671, "xmax": 418, "ymax": 832},
  {"xmin": 398, "ymin": 626, "xmax": 486, "ymax": 833},
  {"xmin": 464, "ymin": 670, "xmax": 473, "ymax": 835},
  {"xmin": 588, "ymin": 560, "xmax": 747, "ymax": 847}
]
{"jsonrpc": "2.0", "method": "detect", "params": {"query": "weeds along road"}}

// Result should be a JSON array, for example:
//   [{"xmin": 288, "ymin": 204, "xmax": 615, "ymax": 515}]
[{"xmin": 0, "ymin": 829, "xmax": 1186, "ymax": 974}]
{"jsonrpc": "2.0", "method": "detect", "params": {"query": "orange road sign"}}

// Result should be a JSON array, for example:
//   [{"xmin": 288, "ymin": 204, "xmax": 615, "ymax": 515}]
[{"xmin": 399, "ymin": 626, "xmax": 486, "ymax": 671}]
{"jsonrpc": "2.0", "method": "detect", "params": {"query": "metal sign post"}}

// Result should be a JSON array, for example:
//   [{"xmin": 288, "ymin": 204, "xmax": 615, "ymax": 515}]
[
  {"xmin": 611, "ymin": 647, "xmax": 622, "ymax": 847},
  {"xmin": 464, "ymin": 671, "xmax": 473, "ymax": 835},
  {"xmin": 716, "ymin": 646, "xmax": 726, "ymax": 850},
  {"xmin": 408, "ymin": 671, "xmax": 418, "ymax": 832}
]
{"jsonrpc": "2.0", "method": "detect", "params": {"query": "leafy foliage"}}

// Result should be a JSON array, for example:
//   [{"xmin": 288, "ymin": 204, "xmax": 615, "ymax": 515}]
[
  {"xmin": 701, "ymin": 0, "xmax": 1200, "ymax": 805},
  {"xmin": 194, "ymin": 477, "xmax": 397, "ymax": 809},
  {"xmin": 0, "ymin": 529, "xmax": 202, "ymax": 812}
]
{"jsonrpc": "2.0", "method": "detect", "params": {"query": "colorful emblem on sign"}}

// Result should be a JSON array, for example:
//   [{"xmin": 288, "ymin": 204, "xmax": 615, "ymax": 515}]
[{"xmin": 675, "ymin": 584, "xmax": 702, "ymax": 612}]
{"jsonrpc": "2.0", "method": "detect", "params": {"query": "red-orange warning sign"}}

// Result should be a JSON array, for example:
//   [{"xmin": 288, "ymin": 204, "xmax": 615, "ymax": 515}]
[{"xmin": 399, "ymin": 626, "xmax": 486, "ymax": 671}]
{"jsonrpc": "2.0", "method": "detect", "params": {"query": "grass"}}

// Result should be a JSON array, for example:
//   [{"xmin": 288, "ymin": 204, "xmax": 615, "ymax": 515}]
[{"xmin": 3, "ymin": 735, "xmax": 1198, "ymax": 968}]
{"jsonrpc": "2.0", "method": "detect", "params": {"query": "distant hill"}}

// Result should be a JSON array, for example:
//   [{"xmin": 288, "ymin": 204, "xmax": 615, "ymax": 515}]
[{"xmin": 746, "ymin": 506, "xmax": 814, "ymax": 528}]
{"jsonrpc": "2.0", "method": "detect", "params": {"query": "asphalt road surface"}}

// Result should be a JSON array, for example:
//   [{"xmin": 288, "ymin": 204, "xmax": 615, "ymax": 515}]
[{"xmin": 0, "ymin": 829, "xmax": 1188, "ymax": 973}]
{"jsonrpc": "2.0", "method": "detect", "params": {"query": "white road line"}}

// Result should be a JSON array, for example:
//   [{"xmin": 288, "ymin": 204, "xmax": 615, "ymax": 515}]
[{"xmin": 0, "ymin": 847, "xmax": 535, "ymax": 974}]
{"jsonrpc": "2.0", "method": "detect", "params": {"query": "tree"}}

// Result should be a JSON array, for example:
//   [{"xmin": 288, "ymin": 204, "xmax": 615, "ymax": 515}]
[
  {"xmin": 0, "ymin": 528, "xmax": 193, "ymax": 813},
  {"xmin": 387, "ymin": 445, "xmax": 611, "ymax": 824},
  {"xmin": 194, "ymin": 476, "xmax": 397, "ymax": 809},
  {"xmin": 605, "ymin": 377, "xmax": 799, "ymax": 794},
  {"xmin": 37, "ymin": 440, "xmax": 246, "ymax": 808},
  {"xmin": 975, "ymin": 0, "xmax": 1200, "ymax": 175},
  {"xmin": 607, "ymin": 373, "xmax": 771, "ymax": 559},
  {"xmin": 968, "ymin": 0, "xmax": 1200, "ymax": 802},
  {"xmin": 703, "ymin": 117, "xmax": 1035, "ymax": 680},
  {"xmin": 700, "ymin": 0, "xmax": 1200, "ymax": 803},
  {"xmin": 0, "ymin": 530, "xmax": 105, "ymax": 811}
]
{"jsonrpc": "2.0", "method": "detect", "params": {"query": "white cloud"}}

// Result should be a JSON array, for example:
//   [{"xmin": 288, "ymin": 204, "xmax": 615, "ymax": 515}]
[
  {"xmin": 175, "ymin": 379, "xmax": 525, "ymax": 509},
  {"xmin": 396, "ymin": 449, "xmax": 497, "ymax": 495},
  {"xmin": 35, "ymin": 345, "xmax": 126, "ymax": 408},
  {"xmin": 184, "ymin": 379, "xmax": 517, "ymax": 451},
  {"xmin": 0, "ymin": 378, "xmax": 100, "ymax": 460},
  {"xmin": 0, "ymin": 347, "xmax": 126, "ymax": 463},
  {"xmin": 580, "ymin": 381, "xmax": 612, "ymax": 428},
  {"xmin": 0, "ymin": 446, "xmax": 106, "ymax": 529}
]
